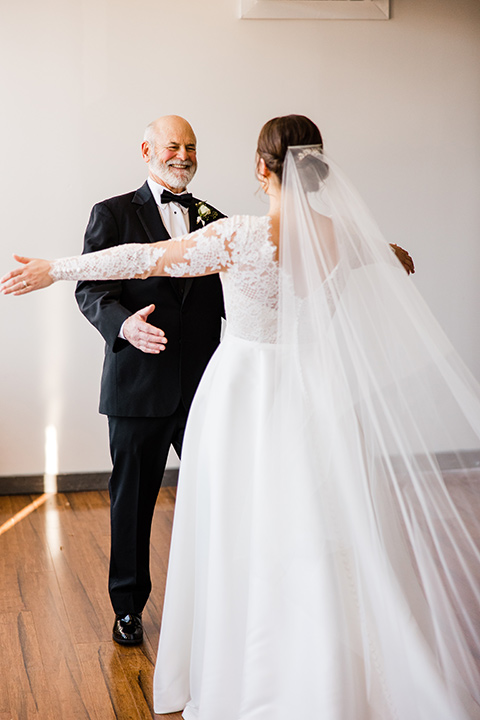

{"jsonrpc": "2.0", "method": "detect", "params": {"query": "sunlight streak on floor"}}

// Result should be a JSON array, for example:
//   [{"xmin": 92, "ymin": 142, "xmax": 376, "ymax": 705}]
[
  {"xmin": 0, "ymin": 493, "xmax": 51, "ymax": 537},
  {"xmin": 0, "ymin": 425, "xmax": 60, "ymax": 538}
]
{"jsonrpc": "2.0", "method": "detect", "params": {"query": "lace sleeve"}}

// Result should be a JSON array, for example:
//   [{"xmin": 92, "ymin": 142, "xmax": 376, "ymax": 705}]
[
  {"xmin": 49, "ymin": 217, "xmax": 241, "ymax": 282},
  {"xmin": 50, "ymin": 244, "xmax": 166, "ymax": 281},
  {"xmin": 154, "ymin": 217, "xmax": 239, "ymax": 277}
]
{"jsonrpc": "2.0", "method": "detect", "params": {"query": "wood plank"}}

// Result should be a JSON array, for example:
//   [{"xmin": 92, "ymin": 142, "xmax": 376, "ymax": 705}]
[
  {"xmin": 0, "ymin": 489, "xmax": 180, "ymax": 718},
  {"xmin": 0, "ymin": 611, "xmax": 61, "ymax": 719},
  {"xmin": 33, "ymin": 494, "xmax": 111, "ymax": 644},
  {"xmin": 0, "ymin": 481, "xmax": 479, "ymax": 718},
  {"xmin": 16, "ymin": 566, "xmax": 95, "ymax": 718},
  {"xmin": 76, "ymin": 642, "xmax": 159, "ymax": 719}
]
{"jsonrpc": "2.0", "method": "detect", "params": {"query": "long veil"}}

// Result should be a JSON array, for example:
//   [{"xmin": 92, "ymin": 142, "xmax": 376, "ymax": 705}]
[{"xmin": 271, "ymin": 146, "xmax": 480, "ymax": 717}]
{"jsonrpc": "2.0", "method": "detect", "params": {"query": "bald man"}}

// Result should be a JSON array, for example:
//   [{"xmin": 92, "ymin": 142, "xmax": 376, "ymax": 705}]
[{"xmin": 75, "ymin": 116, "xmax": 225, "ymax": 645}]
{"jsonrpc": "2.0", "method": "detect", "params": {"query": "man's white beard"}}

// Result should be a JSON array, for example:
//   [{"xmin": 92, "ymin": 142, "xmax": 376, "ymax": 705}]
[{"xmin": 151, "ymin": 156, "xmax": 196, "ymax": 190}]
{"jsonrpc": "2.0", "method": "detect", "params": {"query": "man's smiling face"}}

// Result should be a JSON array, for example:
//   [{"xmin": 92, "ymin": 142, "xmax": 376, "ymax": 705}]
[{"xmin": 143, "ymin": 115, "xmax": 197, "ymax": 192}]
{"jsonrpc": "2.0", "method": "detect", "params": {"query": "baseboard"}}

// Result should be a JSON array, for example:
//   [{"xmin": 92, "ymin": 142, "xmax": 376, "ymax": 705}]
[
  {"xmin": 0, "ymin": 469, "xmax": 179, "ymax": 496},
  {"xmin": 1, "ymin": 450, "xmax": 479, "ymax": 497}
]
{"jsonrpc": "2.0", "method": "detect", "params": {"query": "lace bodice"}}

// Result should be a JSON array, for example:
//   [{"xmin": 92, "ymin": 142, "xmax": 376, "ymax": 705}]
[
  {"xmin": 51, "ymin": 215, "xmax": 279, "ymax": 344},
  {"xmin": 218, "ymin": 217, "xmax": 278, "ymax": 344},
  {"xmin": 174, "ymin": 215, "xmax": 278, "ymax": 343}
]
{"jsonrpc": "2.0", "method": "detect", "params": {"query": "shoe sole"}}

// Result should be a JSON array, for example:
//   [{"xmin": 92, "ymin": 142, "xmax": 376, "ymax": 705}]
[{"xmin": 112, "ymin": 633, "xmax": 143, "ymax": 646}]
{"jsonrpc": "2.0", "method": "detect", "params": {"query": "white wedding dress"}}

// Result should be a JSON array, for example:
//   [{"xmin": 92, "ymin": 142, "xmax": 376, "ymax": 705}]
[{"xmin": 51, "ymin": 150, "xmax": 480, "ymax": 719}]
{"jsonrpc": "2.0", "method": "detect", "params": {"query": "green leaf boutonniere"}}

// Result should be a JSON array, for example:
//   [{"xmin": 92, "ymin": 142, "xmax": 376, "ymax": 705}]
[{"xmin": 196, "ymin": 202, "xmax": 220, "ymax": 227}]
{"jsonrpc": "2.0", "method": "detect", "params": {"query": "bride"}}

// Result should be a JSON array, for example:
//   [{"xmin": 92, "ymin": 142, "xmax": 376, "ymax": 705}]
[{"xmin": 2, "ymin": 115, "xmax": 480, "ymax": 719}]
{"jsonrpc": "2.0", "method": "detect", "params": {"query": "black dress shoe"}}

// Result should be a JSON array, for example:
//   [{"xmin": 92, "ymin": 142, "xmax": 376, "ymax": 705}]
[{"xmin": 112, "ymin": 613, "xmax": 143, "ymax": 645}]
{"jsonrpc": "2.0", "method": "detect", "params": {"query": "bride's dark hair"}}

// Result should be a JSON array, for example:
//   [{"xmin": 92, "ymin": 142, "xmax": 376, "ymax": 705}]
[{"xmin": 256, "ymin": 115, "xmax": 324, "ymax": 185}]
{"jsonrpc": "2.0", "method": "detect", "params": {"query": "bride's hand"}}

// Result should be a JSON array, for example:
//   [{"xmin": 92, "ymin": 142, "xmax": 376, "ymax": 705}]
[{"xmin": 1, "ymin": 254, "xmax": 54, "ymax": 295}]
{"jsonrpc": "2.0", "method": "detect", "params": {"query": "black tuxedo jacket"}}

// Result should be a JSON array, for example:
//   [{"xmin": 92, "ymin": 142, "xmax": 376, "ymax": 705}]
[{"xmin": 75, "ymin": 182, "xmax": 225, "ymax": 417}]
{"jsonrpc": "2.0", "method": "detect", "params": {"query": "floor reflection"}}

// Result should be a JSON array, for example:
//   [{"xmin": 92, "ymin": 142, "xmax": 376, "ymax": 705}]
[{"xmin": 44, "ymin": 491, "xmax": 62, "ymax": 558}]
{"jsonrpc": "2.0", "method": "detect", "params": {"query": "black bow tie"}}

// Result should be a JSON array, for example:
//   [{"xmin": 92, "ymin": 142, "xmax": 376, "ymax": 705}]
[{"xmin": 160, "ymin": 190, "xmax": 194, "ymax": 208}]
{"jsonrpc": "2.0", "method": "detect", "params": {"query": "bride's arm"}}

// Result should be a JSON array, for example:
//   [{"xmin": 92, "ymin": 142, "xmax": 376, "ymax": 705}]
[
  {"xmin": 150, "ymin": 218, "xmax": 237, "ymax": 278},
  {"xmin": 1, "ymin": 218, "xmax": 238, "ymax": 295}
]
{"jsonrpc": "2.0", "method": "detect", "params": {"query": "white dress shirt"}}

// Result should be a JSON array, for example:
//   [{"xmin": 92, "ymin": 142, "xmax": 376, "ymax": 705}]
[{"xmin": 147, "ymin": 177, "xmax": 191, "ymax": 238}]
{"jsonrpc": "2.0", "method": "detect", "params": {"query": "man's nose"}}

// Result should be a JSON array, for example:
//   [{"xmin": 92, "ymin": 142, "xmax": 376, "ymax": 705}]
[{"xmin": 176, "ymin": 146, "xmax": 188, "ymax": 160}]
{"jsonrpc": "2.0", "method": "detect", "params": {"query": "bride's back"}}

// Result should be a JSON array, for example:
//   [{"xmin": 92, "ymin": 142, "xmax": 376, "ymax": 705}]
[{"xmin": 220, "ymin": 215, "xmax": 279, "ymax": 344}]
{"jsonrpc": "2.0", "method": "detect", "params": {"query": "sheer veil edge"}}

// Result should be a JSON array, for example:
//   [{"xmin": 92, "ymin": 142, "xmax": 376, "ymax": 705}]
[{"xmin": 272, "ymin": 146, "xmax": 480, "ymax": 717}]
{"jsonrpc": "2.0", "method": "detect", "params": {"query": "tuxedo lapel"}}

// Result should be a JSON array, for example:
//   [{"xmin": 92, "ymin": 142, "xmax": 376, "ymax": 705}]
[
  {"xmin": 133, "ymin": 184, "xmax": 170, "ymax": 244},
  {"xmin": 132, "ymin": 182, "xmax": 188, "ymax": 299},
  {"xmin": 181, "ymin": 201, "xmax": 201, "ymax": 302},
  {"xmin": 188, "ymin": 201, "xmax": 200, "ymax": 235}
]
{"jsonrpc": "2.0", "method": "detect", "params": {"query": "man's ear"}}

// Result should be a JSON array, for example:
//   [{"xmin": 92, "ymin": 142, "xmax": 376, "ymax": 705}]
[{"xmin": 141, "ymin": 141, "xmax": 151, "ymax": 163}]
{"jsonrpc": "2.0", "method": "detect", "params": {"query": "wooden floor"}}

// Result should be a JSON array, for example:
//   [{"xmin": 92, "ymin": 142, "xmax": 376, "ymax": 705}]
[
  {"xmin": 1, "ymin": 482, "xmax": 480, "ymax": 719},
  {"xmin": 0, "ymin": 488, "xmax": 181, "ymax": 720}
]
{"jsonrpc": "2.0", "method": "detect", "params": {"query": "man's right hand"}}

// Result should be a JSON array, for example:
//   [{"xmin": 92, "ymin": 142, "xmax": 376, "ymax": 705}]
[{"xmin": 122, "ymin": 304, "xmax": 167, "ymax": 354}]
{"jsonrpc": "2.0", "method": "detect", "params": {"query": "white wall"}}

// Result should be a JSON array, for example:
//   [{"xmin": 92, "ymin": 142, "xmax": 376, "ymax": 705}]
[{"xmin": 0, "ymin": 0, "xmax": 479, "ymax": 476}]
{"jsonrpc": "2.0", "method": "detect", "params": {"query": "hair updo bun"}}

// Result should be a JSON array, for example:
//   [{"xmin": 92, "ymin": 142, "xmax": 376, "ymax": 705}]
[
  {"xmin": 256, "ymin": 115, "xmax": 324, "ymax": 185},
  {"xmin": 293, "ymin": 146, "xmax": 330, "ymax": 192}
]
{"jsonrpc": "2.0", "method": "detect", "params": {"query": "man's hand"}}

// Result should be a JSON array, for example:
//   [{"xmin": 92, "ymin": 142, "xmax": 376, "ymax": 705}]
[
  {"xmin": 123, "ymin": 304, "xmax": 167, "ymax": 354},
  {"xmin": 390, "ymin": 244, "xmax": 415, "ymax": 275}
]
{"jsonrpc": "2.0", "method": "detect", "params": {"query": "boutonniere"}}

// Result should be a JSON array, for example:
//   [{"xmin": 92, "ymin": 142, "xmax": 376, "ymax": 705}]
[{"xmin": 196, "ymin": 202, "xmax": 220, "ymax": 227}]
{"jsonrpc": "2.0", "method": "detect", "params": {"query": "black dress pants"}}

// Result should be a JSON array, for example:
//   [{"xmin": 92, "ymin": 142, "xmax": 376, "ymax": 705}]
[{"xmin": 107, "ymin": 403, "xmax": 188, "ymax": 616}]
